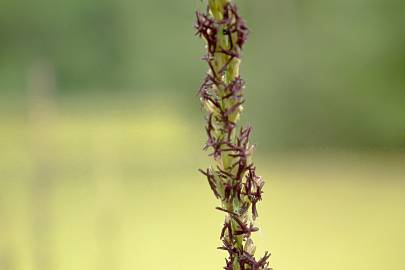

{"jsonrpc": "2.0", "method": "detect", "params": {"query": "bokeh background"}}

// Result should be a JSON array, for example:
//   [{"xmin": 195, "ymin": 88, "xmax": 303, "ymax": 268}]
[{"xmin": 1, "ymin": 0, "xmax": 404, "ymax": 269}]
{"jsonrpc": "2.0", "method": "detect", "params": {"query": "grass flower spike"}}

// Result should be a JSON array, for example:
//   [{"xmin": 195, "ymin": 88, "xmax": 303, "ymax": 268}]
[{"xmin": 195, "ymin": 1, "xmax": 271, "ymax": 270}]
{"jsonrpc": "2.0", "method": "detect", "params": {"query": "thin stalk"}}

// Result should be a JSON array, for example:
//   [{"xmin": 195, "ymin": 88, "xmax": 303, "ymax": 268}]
[{"xmin": 195, "ymin": 1, "xmax": 271, "ymax": 270}]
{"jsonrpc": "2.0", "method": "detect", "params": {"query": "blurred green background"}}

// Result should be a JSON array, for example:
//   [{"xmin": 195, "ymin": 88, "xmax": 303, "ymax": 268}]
[{"xmin": 0, "ymin": 0, "xmax": 404, "ymax": 270}]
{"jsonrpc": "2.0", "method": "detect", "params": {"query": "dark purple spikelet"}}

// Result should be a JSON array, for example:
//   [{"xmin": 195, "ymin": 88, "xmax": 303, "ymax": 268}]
[{"xmin": 195, "ymin": 1, "xmax": 271, "ymax": 270}]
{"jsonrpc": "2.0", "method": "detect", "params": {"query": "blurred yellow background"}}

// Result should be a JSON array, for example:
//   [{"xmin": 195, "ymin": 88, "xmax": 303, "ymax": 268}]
[{"xmin": 0, "ymin": 0, "xmax": 404, "ymax": 270}]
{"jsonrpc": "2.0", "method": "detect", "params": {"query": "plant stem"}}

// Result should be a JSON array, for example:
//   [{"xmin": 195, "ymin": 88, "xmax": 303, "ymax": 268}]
[{"xmin": 196, "ymin": 1, "xmax": 271, "ymax": 270}]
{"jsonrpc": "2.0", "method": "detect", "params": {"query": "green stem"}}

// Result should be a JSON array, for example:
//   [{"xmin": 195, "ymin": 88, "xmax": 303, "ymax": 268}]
[
  {"xmin": 197, "ymin": 1, "xmax": 271, "ymax": 269},
  {"xmin": 208, "ymin": 1, "xmax": 244, "ymax": 269}
]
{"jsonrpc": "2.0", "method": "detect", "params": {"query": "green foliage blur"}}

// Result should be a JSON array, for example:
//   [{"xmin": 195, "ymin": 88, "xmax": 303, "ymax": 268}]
[{"xmin": 1, "ymin": 0, "xmax": 404, "ymax": 149}]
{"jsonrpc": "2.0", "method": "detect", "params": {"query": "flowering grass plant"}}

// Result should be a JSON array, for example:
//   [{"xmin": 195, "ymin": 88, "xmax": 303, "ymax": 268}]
[{"xmin": 195, "ymin": 1, "xmax": 271, "ymax": 270}]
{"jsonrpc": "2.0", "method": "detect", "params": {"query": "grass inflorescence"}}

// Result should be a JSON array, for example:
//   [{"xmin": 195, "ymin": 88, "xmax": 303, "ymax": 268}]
[{"xmin": 195, "ymin": 1, "xmax": 271, "ymax": 270}]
